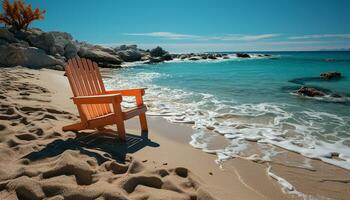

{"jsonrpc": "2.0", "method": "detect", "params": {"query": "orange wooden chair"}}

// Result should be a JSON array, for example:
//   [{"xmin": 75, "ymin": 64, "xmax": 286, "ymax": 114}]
[{"xmin": 62, "ymin": 57, "xmax": 148, "ymax": 140}]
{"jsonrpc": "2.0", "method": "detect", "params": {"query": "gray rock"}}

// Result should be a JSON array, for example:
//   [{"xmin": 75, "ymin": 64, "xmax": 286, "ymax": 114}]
[
  {"xmin": 150, "ymin": 46, "xmax": 167, "ymax": 57},
  {"xmin": 201, "ymin": 55, "xmax": 208, "ymax": 59},
  {"xmin": 114, "ymin": 44, "xmax": 137, "ymax": 51},
  {"xmin": 236, "ymin": 53, "xmax": 250, "ymax": 58},
  {"xmin": 0, "ymin": 28, "xmax": 18, "ymax": 43},
  {"xmin": 141, "ymin": 55, "xmax": 151, "ymax": 61},
  {"xmin": 179, "ymin": 55, "xmax": 188, "ymax": 60},
  {"xmin": 0, "ymin": 43, "xmax": 64, "ymax": 69},
  {"xmin": 27, "ymin": 31, "xmax": 74, "ymax": 57},
  {"xmin": 296, "ymin": 87, "xmax": 325, "ymax": 97},
  {"xmin": 78, "ymin": 46, "xmax": 122, "ymax": 65},
  {"xmin": 64, "ymin": 41, "xmax": 79, "ymax": 59},
  {"xmin": 320, "ymin": 71, "xmax": 341, "ymax": 80},
  {"xmin": 161, "ymin": 53, "xmax": 172, "ymax": 61},
  {"xmin": 117, "ymin": 49, "xmax": 142, "ymax": 62},
  {"xmin": 208, "ymin": 54, "xmax": 217, "ymax": 59}
]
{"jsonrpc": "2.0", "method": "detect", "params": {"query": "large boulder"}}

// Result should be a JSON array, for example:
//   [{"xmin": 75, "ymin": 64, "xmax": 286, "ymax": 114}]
[
  {"xmin": 296, "ymin": 86, "xmax": 325, "ymax": 97},
  {"xmin": 161, "ymin": 53, "xmax": 172, "ymax": 61},
  {"xmin": 0, "ymin": 28, "xmax": 18, "ymax": 43},
  {"xmin": 0, "ymin": 43, "xmax": 64, "ymax": 69},
  {"xmin": 320, "ymin": 71, "xmax": 341, "ymax": 80},
  {"xmin": 64, "ymin": 41, "xmax": 79, "ymax": 59},
  {"xmin": 78, "ymin": 46, "xmax": 122, "ymax": 65},
  {"xmin": 114, "ymin": 44, "xmax": 137, "ymax": 51},
  {"xmin": 150, "ymin": 46, "xmax": 167, "ymax": 57},
  {"xmin": 27, "ymin": 31, "xmax": 76, "ymax": 58},
  {"xmin": 117, "ymin": 49, "xmax": 142, "ymax": 62}
]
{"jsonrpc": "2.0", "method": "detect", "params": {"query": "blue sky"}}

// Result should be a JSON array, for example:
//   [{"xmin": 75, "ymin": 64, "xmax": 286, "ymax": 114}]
[{"xmin": 14, "ymin": 0, "xmax": 350, "ymax": 52}]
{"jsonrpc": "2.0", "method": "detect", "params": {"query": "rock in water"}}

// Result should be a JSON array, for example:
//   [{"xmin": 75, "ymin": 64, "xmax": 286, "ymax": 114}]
[
  {"xmin": 320, "ymin": 71, "xmax": 341, "ymax": 80},
  {"xmin": 0, "ymin": 43, "xmax": 64, "ymax": 69},
  {"xmin": 236, "ymin": 53, "xmax": 250, "ymax": 58},
  {"xmin": 117, "ymin": 49, "xmax": 142, "ymax": 62},
  {"xmin": 207, "ymin": 54, "xmax": 217, "ymax": 59},
  {"xmin": 296, "ymin": 86, "xmax": 325, "ymax": 97},
  {"xmin": 114, "ymin": 44, "xmax": 137, "ymax": 51},
  {"xmin": 150, "ymin": 46, "xmax": 167, "ymax": 57},
  {"xmin": 145, "ymin": 57, "xmax": 163, "ymax": 64},
  {"xmin": 161, "ymin": 53, "xmax": 172, "ymax": 61}
]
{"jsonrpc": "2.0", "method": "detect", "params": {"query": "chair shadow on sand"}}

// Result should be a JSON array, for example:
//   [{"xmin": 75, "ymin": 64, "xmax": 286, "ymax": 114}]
[{"xmin": 24, "ymin": 130, "xmax": 159, "ymax": 164}]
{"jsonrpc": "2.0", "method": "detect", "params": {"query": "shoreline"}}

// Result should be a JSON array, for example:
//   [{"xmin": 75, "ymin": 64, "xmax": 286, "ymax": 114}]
[
  {"xmin": 1, "ymin": 67, "xmax": 349, "ymax": 199},
  {"xmin": 0, "ymin": 67, "xmax": 294, "ymax": 199}
]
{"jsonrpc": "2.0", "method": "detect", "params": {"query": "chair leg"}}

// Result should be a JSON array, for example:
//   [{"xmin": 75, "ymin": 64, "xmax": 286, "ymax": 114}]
[
  {"xmin": 62, "ymin": 122, "xmax": 85, "ymax": 131},
  {"xmin": 116, "ymin": 119, "xmax": 126, "ymax": 141},
  {"xmin": 139, "ymin": 113, "xmax": 148, "ymax": 132}
]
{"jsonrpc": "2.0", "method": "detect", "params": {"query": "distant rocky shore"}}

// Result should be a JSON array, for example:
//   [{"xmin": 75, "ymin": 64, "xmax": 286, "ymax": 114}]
[{"xmin": 0, "ymin": 27, "xmax": 271, "ymax": 70}]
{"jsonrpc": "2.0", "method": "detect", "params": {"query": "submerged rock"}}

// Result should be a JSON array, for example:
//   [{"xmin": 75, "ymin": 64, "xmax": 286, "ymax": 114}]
[
  {"xmin": 320, "ymin": 71, "xmax": 341, "ymax": 80},
  {"xmin": 296, "ymin": 86, "xmax": 325, "ymax": 97}
]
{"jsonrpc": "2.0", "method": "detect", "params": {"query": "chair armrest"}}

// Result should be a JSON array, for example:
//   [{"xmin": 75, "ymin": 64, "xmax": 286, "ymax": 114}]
[
  {"xmin": 72, "ymin": 94, "xmax": 122, "ymax": 105},
  {"xmin": 106, "ymin": 88, "xmax": 146, "ymax": 96}
]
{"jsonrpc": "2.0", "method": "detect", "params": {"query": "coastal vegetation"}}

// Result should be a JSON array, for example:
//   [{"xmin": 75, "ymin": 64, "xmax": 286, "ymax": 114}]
[{"xmin": 0, "ymin": 0, "xmax": 45, "ymax": 31}]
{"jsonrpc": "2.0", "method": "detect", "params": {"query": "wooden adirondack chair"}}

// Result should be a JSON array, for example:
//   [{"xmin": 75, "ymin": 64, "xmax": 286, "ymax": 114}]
[{"xmin": 62, "ymin": 57, "xmax": 148, "ymax": 140}]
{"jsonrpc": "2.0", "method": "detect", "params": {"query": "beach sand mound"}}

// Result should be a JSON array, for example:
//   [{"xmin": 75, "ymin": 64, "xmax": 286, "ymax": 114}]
[{"xmin": 0, "ymin": 67, "xmax": 216, "ymax": 200}]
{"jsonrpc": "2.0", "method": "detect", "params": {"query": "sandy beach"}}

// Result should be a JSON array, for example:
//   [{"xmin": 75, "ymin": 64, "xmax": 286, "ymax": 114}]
[{"xmin": 0, "ymin": 67, "xmax": 348, "ymax": 200}]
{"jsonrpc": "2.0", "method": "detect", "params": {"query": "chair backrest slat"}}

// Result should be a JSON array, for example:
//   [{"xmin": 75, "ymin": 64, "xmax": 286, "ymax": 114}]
[{"xmin": 65, "ymin": 58, "xmax": 112, "ymax": 120}]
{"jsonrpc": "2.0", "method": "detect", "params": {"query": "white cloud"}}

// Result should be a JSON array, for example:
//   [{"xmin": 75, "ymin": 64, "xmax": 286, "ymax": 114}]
[
  {"xmin": 124, "ymin": 32, "xmax": 201, "ymax": 40},
  {"xmin": 289, "ymin": 34, "xmax": 350, "ymax": 40},
  {"xmin": 124, "ymin": 32, "xmax": 280, "ymax": 41},
  {"xmin": 221, "ymin": 34, "xmax": 280, "ymax": 41}
]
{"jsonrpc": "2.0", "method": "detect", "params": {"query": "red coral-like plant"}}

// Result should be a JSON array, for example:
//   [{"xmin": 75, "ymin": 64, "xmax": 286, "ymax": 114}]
[{"xmin": 0, "ymin": 0, "xmax": 45, "ymax": 31}]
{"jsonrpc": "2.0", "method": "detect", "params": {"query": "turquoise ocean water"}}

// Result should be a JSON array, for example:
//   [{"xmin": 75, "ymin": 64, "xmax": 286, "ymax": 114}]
[{"xmin": 105, "ymin": 51, "xmax": 350, "ymax": 170}]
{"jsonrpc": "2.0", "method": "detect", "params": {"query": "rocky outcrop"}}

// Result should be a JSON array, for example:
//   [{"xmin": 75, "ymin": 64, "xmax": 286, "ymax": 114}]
[
  {"xmin": 78, "ymin": 45, "xmax": 122, "ymax": 68},
  {"xmin": 0, "ymin": 28, "xmax": 18, "ymax": 43},
  {"xmin": 116, "ymin": 49, "xmax": 142, "ymax": 62},
  {"xmin": 320, "ymin": 72, "xmax": 341, "ymax": 80},
  {"xmin": 161, "ymin": 53, "xmax": 172, "ymax": 61},
  {"xmin": 296, "ymin": 87, "xmax": 325, "ymax": 97},
  {"xmin": 0, "ymin": 27, "xmax": 276, "ymax": 70},
  {"xmin": 114, "ymin": 44, "xmax": 137, "ymax": 51},
  {"xmin": 27, "ymin": 31, "xmax": 75, "ymax": 57},
  {"xmin": 150, "ymin": 46, "xmax": 167, "ymax": 57},
  {"xmin": 0, "ymin": 27, "xmax": 126, "ymax": 69},
  {"xmin": 0, "ymin": 43, "xmax": 64, "ymax": 69}
]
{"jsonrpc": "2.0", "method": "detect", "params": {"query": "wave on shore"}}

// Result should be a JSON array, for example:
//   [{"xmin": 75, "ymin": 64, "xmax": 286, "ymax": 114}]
[{"xmin": 105, "ymin": 70, "xmax": 350, "ymax": 172}]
